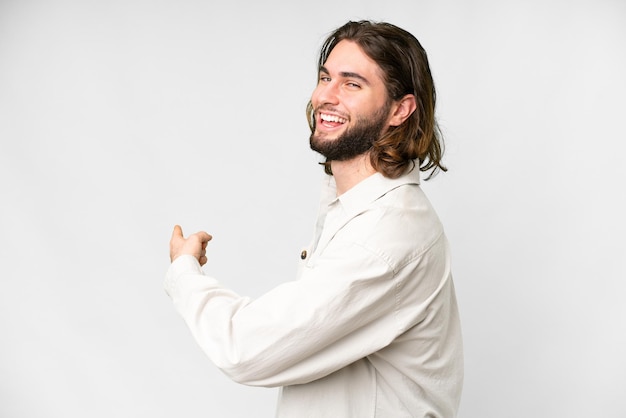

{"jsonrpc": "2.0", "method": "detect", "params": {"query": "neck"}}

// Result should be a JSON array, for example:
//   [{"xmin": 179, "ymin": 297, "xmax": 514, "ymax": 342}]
[{"xmin": 330, "ymin": 153, "xmax": 377, "ymax": 196}]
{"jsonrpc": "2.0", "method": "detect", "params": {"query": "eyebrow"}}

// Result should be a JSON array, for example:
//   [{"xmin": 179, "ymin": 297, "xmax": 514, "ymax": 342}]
[{"xmin": 319, "ymin": 66, "xmax": 371, "ymax": 86}]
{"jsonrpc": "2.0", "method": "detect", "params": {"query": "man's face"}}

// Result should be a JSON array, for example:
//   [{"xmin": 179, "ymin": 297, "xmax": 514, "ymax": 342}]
[{"xmin": 309, "ymin": 40, "xmax": 392, "ymax": 161}]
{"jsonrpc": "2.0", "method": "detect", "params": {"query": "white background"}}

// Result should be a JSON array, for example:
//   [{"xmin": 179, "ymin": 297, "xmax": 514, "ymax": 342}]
[{"xmin": 1, "ymin": 0, "xmax": 625, "ymax": 417}]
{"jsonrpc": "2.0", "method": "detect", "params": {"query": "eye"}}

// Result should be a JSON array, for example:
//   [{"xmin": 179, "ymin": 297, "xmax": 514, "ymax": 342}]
[
  {"xmin": 346, "ymin": 81, "xmax": 361, "ymax": 89},
  {"xmin": 319, "ymin": 75, "xmax": 331, "ymax": 83}
]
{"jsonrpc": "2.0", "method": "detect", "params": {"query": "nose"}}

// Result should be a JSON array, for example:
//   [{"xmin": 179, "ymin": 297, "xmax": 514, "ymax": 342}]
[{"xmin": 313, "ymin": 80, "xmax": 340, "ymax": 106}]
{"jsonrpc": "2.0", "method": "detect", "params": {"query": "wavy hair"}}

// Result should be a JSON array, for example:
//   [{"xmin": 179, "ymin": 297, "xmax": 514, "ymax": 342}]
[{"xmin": 307, "ymin": 20, "xmax": 446, "ymax": 179}]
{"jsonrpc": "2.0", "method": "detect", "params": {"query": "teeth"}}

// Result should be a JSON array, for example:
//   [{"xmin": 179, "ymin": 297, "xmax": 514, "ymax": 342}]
[{"xmin": 321, "ymin": 113, "xmax": 347, "ymax": 124}]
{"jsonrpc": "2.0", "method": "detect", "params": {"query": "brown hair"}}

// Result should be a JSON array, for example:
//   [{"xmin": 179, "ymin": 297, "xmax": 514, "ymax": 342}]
[{"xmin": 307, "ymin": 20, "xmax": 446, "ymax": 179}]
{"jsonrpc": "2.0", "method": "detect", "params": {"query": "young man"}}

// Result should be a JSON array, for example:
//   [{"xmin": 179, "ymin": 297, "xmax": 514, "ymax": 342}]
[{"xmin": 166, "ymin": 20, "xmax": 463, "ymax": 417}]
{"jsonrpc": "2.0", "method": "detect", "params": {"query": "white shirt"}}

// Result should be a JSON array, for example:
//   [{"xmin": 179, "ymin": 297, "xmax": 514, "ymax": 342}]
[{"xmin": 165, "ymin": 167, "xmax": 463, "ymax": 417}]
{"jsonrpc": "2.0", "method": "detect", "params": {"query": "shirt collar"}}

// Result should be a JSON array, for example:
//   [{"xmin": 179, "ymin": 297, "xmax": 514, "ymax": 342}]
[{"xmin": 325, "ymin": 164, "xmax": 421, "ymax": 218}]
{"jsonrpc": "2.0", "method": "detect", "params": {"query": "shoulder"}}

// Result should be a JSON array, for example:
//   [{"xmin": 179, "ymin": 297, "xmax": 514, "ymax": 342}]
[{"xmin": 338, "ymin": 183, "xmax": 446, "ymax": 271}]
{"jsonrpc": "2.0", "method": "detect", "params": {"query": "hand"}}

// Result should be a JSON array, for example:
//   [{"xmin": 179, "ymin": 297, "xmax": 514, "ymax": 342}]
[{"xmin": 170, "ymin": 225, "xmax": 212, "ymax": 266}]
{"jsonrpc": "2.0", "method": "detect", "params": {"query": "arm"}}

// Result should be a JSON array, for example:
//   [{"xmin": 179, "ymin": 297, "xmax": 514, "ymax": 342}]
[{"xmin": 165, "ymin": 226, "xmax": 447, "ymax": 388}]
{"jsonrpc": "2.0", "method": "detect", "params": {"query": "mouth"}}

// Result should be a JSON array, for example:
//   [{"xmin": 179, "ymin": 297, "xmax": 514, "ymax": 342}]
[{"xmin": 319, "ymin": 112, "xmax": 348, "ymax": 129}]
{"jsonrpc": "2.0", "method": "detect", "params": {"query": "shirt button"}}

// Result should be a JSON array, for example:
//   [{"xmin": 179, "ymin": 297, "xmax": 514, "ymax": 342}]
[{"xmin": 300, "ymin": 250, "xmax": 307, "ymax": 260}]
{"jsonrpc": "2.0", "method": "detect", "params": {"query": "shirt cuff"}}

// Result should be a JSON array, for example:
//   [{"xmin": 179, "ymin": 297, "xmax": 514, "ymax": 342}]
[{"xmin": 164, "ymin": 254, "xmax": 204, "ymax": 298}]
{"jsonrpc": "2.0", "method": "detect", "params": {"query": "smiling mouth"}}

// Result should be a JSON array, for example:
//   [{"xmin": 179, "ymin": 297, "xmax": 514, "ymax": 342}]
[{"xmin": 319, "ymin": 112, "xmax": 347, "ymax": 127}]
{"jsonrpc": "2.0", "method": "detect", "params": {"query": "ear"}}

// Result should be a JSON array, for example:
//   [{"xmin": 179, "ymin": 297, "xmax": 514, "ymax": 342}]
[{"xmin": 388, "ymin": 94, "xmax": 417, "ymax": 127}]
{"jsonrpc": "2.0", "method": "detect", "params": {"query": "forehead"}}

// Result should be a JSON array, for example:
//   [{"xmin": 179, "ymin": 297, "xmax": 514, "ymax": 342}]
[{"xmin": 322, "ymin": 40, "xmax": 384, "ymax": 81}]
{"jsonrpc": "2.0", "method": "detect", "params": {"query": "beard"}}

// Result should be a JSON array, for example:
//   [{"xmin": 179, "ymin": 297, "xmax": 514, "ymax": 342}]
[{"xmin": 309, "ymin": 103, "xmax": 390, "ymax": 161}]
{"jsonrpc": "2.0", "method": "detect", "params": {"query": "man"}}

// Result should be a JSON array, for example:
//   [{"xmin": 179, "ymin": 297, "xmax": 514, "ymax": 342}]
[{"xmin": 166, "ymin": 20, "xmax": 463, "ymax": 417}]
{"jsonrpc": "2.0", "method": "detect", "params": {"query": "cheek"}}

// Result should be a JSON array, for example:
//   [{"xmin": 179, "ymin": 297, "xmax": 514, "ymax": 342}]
[{"xmin": 310, "ymin": 87, "xmax": 322, "ymax": 107}]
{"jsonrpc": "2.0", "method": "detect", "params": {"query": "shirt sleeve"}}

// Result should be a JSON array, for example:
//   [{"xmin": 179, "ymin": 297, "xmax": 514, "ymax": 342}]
[{"xmin": 164, "ymin": 231, "xmax": 448, "ymax": 388}]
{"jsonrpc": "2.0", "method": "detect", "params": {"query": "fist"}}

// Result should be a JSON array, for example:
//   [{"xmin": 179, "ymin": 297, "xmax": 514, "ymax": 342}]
[{"xmin": 170, "ymin": 225, "xmax": 212, "ymax": 266}]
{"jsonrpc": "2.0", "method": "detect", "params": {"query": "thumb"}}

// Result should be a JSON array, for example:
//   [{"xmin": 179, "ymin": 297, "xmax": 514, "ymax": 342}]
[{"xmin": 172, "ymin": 224, "xmax": 184, "ymax": 239}]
